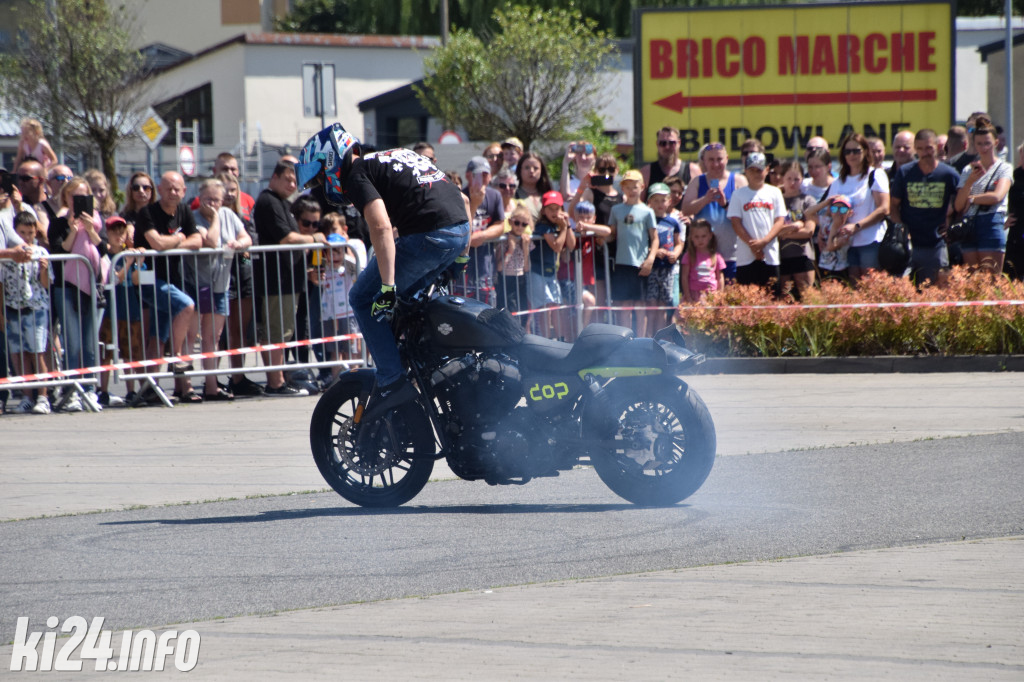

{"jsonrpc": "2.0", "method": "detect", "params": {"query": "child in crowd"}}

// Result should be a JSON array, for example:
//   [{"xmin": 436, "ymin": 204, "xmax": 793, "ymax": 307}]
[
  {"xmin": 97, "ymin": 216, "xmax": 145, "ymax": 406},
  {"xmin": 680, "ymin": 219, "xmax": 726, "ymax": 303},
  {"xmin": 727, "ymin": 152, "xmax": 786, "ymax": 291},
  {"xmin": 319, "ymin": 213, "xmax": 366, "ymax": 382},
  {"xmin": 572, "ymin": 200, "xmax": 611, "ymax": 327},
  {"xmin": 2, "ymin": 211, "xmax": 52, "ymax": 414},
  {"xmin": 14, "ymin": 118, "xmax": 58, "ymax": 170},
  {"xmin": 608, "ymin": 170, "xmax": 658, "ymax": 334},
  {"xmin": 495, "ymin": 205, "xmax": 532, "ymax": 316},
  {"xmin": 528, "ymin": 191, "xmax": 573, "ymax": 338},
  {"xmin": 645, "ymin": 183, "xmax": 684, "ymax": 332},
  {"xmin": 817, "ymin": 195, "xmax": 852, "ymax": 282}
]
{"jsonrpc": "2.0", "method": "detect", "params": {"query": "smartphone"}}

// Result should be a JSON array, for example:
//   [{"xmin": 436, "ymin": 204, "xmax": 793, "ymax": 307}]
[
  {"xmin": 708, "ymin": 178, "xmax": 720, "ymax": 189},
  {"xmin": 73, "ymin": 194, "xmax": 94, "ymax": 217},
  {"xmin": 591, "ymin": 173, "xmax": 613, "ymax": 187},
  {"xmin": 0, "ymin": 172, "xmax": 16, "ymax": 195}
]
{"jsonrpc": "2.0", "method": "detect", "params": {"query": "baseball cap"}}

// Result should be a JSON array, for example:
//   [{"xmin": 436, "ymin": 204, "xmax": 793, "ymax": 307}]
[
  {"xmin": 744, "ymin": 152, "xmax": 767, "ymax": 170},
  {"xmin": 466, "ymin": 156, "xmax": 490, "ymax": 175},
  {"xmin": 620, "ymin": 169, "xmax": 643, "ymax": 185},
  {"xmin": 500, "ymin": 137, "xmax": 524, "ymax": 151},
  {"xmin": 831, "ymin": 195, "xmax": 852, "ymax": 209},
  {"xmin": 647, "ymin": 182, "xmax": 670, "ymax": 196},
  {"xmin": 104, "ymin": 215, "xmax": 128, "ymax": 230},
  {"xmin": 327, "ymin": 233, "xmax": 347, "ymax": 245},
  {"xmin": 542, "ymin": 190, "xmax": 563, "ymax": 207}
]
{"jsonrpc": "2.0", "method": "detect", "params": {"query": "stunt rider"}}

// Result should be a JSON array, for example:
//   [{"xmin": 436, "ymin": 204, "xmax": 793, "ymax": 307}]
[{"xmin": 295, "ymin": 123, "xmax": 471, "ymax": 419}]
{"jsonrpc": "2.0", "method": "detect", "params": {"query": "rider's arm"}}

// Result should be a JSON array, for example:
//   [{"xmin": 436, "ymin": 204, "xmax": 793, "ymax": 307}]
[{"xmin": 364, "ymin": 198, "xmax": 396, "ymax": 285}]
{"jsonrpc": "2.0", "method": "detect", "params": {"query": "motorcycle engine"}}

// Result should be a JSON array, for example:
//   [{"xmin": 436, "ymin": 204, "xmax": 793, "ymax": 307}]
[{"xmin": 432, "ymin": 353, "xmax": 557, "ymax": 483}]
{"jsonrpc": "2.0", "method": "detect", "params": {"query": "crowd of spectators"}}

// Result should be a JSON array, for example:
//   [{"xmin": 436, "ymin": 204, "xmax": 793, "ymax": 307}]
[{"xmin": 2, "ymin": 113, "xmax": 1022, "ymax": 415}]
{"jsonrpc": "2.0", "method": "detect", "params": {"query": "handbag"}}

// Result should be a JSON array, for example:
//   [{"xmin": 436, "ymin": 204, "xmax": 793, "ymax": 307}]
[{"xmin": 947, "ymin": 168, "xmax": 999, "ymax": 243}]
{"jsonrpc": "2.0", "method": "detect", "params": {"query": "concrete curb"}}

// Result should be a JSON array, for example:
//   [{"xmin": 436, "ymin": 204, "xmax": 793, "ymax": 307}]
[{"xmin": 697, "ymin": 354, "xmax": 1024, "ymax": 374}]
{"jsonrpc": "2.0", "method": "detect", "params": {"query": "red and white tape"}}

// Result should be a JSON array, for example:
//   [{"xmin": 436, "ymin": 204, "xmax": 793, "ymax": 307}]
[{"xmin": 0, "ymin": 333, "xmax": 361, "ymax": 386}]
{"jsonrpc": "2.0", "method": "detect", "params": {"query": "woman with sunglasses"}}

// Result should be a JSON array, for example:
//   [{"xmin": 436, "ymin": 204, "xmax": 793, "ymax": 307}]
[
  {"xmin": 952, "ymin": 119, "xmax": 1014, "ymax": 274},
  {"xmin": 641, "ymin": 126, "xmax": 700, "ymax": 199},
  {"xmin": 494, "ymin": 168, "xmax": 520, "ymax": 217},
  {"xmin": 808, "ymin": 133, "xmax": 889, "ymax": 283},
  {"xmin": 120, "ymin": 171, "xmax": 156, "ymax": 232}
]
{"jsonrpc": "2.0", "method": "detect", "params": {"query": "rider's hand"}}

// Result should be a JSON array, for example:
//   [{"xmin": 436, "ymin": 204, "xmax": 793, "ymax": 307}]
[
  {"xmin": 450, "ymin": 255, "xmax": 470, "ymax": 277},
  {"xmin": 371, "ymin": 284, "xmax": 397, "ymax": 321}
]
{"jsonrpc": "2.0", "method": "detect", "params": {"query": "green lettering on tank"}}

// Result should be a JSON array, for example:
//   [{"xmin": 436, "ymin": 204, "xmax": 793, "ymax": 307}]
[
  {"xmin": 529, "ymin": 381, "xmax": 570, "ymax": 401},
  {"xmin": 577, "ymin": 367, "xmax": 663, "ymax": 380}
]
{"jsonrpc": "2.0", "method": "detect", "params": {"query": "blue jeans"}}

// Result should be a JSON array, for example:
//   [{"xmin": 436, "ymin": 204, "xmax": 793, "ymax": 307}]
[
  {"xmin": 350, "ymin": 222, "xmax": 470, "ymax": 385},
  {"xmin": 52, "ymin": 285, "xmax": 98, "ymax": 374}
]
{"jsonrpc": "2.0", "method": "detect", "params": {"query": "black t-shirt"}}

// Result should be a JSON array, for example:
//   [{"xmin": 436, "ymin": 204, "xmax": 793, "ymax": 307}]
[
  {"xmin": 343, "ymin": 149, "xmax": 467, "ymax": 237},
  {"xmin": 134, "ymin": 201, "xmax": 197, "ymax": 285},
  {"xmin": 253, "ymin": 188, "xmax": 304, "ymax": 295}
]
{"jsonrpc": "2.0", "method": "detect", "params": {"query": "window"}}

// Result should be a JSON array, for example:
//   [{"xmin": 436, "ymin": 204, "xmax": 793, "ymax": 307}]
[{"xmin": 154, "ymin": 83, "xmax": 213, "ymax": 146}]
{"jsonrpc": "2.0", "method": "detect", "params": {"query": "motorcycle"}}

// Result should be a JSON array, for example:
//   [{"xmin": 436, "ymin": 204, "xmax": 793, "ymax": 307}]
[{"xmin": 309, "ymin": 274, "xmax": 716, "ymax": 508}]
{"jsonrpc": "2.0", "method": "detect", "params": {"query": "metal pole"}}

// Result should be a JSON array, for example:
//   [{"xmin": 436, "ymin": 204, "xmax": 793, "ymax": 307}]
[
  {"xmin": 1006, "ymin": 0, "xmax": 1015, "ymax": 166},
  {"xmin": 440, "ymin": 0, "xmax": 449, "ymax": 45},
  {"xmin": 315, "ymin": 64, "xmax": 325, "ymax": 130}
]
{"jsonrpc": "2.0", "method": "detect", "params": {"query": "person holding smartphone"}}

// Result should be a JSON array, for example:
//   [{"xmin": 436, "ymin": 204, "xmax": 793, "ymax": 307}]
[
  {"xmin": 560, "ymin": 139, "xmax": 597, "ymax": 200},
  {"xmin": 681, "ymin": 142, "xmax": 748, "ymax": 282},
  {"xmin": 47, "ymin": 177, "xmax": 107, "ymax": 412}
]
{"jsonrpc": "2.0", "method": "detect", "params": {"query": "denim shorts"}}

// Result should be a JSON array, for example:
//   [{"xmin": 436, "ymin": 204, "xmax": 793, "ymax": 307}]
[
  {"xmin": 140, "ymin": 279, "xmax": 194, "ymax": 343},
  {"xmin": 847, "ymin": 241, "xmax": 881, "ymax": 269},
  {"xmin": 5, "ymin": 307, "xmax": 48, "ymax": 354},
  {"xmin": 961, "ymin": 212, "xmax": 1007, "ymax": 253}
]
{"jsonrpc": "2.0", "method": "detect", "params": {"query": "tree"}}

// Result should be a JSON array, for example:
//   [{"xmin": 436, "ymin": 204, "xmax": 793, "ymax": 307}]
[
  {"xmin": 416, "ymin": 5, "xmax": 614, "ymax": 150},
  {"xmin": 0, "ymin": 0, "xmax": 152, "ymax": 192}
]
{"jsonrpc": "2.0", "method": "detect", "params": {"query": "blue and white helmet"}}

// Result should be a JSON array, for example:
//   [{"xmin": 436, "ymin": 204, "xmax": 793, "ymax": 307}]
[{"xmin": 296, "ymin": 122, "xmax": 359, "ymax": 205}]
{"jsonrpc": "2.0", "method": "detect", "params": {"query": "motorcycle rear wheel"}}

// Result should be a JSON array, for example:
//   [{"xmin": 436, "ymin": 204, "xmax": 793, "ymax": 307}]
[
  {"xmin": 310, "ymin": 377, "xmax": 435, "ymax": 507},
  {"xmin": 589, "ymin": 378, "xmax": 716, "ymax": 506}
]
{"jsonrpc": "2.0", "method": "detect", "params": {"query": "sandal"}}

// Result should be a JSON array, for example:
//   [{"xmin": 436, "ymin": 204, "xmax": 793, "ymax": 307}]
[
  {"xmin": 174, "ymin": 389, "xmax": 203, "ymax": 404},
  {"xmin": 203, "ymin": 388, "xmax": 234, "ymax": 401}
]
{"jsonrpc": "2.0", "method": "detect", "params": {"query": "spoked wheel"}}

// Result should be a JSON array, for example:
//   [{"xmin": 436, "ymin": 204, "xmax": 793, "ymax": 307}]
[
  {"xmin": 589, "ymin": 378, "xmax": 716, "ymax": 506},
  {"xmin": 310, "ymin": 377, "xmax": 435, "ymax": 507}
]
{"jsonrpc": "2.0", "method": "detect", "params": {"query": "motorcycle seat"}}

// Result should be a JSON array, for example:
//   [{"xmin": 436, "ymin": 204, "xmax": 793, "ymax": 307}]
[{"xmin": 517, "ymin": 324, "xmax": 634, "ymax": 373}]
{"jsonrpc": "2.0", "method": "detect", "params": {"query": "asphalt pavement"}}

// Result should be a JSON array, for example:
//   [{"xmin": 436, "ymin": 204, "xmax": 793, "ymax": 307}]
[{"xmin": 1, "ymin": 371, "xmax": 1022, "ymax": 679}]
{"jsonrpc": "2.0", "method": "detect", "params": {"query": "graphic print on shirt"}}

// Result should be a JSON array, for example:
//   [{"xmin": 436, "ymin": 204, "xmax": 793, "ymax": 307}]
[{"xmin": 366, "ymin": 149, "xmax": 446, "ymax": 186}]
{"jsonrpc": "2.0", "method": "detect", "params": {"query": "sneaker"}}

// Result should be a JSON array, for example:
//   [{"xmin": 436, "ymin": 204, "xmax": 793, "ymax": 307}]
[
  {"xmin": 265, "ymin": 384, "xmax": 309, "ymax": 397},
  {"xmin": 32, "ymin": 396, "xmax": 51, "ymax": 415},
  {"xmin": 63, "ymin": 393, "xmax": 84, "ymax": 412},
  {"xmin": 83, "ymin": 392, "xmax": 104, "ymax": 412},
  {"xmin": 97, "ymin": 391, "xmax": 124, "ymax": 407},
  {"xmin": 230, "ymin": 376, "xmax": 265, "ymax": 397},
  {"xmin": 289, "ymin": 379, "xmax": 320, "ymax": 396},
  {"xmin": 13, "ymin": 397, "xmax": 33, "ymax": 414},
  {"xmin": 362, "ymin": 377, "xmax": 416, "ymax": 422},
  {"xmin": 124, "ymin": 391, "xmax": 138, "ymax": 405}
]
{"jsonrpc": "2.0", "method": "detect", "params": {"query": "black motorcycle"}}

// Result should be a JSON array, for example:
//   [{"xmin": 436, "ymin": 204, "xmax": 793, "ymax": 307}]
[{"xmin": 309, "ymin": 275, "xmax": 716, "ymax": 508}]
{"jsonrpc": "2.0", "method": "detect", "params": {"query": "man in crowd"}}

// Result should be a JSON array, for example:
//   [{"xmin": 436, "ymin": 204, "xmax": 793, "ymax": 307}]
[
  {"xmin": 457, "ymin": 155, "xmax": 505, "ymax": 304},
  {"xmin": 134, "ymin": 171, "xmax": 201, "ymax": 403},
  {"xmin": 641, "ymin": 126, "xmax": 700, "ymax": 197},
  {"xmin": 191, "ymin": 152, "xmax": 255, "ymax": 220},
  {"xmin": 889, "ymin": 128, "xmax": 960, "ymax": 287},
  {"xmin": 866, "ymin": 137, "xmax": 886, "ymax": 170},
  {"xmin": 682, "ymin": 142, "xmax": 748, "ymax": 281},
  {"xmin": 15, "ymin": 159, "xmax": 46, "ymax": 245},
  {"xmin": 42, "ymin": 164, "xmax": 74, "ymax": 223},
  {"xmin": 888, "ymin": 130, "xmax": 916, "ymax": 180},
  {"xmin": 254, "ymin": 159, "xmax": 327, "ymax": 397}
]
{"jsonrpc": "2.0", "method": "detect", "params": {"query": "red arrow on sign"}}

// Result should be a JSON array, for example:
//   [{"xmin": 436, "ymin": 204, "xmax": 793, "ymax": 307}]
[{"xmin": 654, "ymin": 89, "xmax": 937, "ymax": 112}]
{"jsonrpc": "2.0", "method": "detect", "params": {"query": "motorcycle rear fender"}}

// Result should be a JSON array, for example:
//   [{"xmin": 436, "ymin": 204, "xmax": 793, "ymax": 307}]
[{"xmin": 576, "ymin": 337, "xmax": 704, "ymax": 380}]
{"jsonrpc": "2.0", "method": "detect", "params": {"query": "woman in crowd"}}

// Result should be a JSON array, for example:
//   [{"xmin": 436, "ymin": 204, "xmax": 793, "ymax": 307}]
[
  {"xmin": 515, "ymin": 151, "xmax": 552, "ymax": 222},
  {"xmin": 808, "ymin": 133, "xmax": 889, "ymax": 283},
  {"xmin": 494, "ymin": 168, "xmax": 520, "ymax": 218},
  {"xmin": 121, "ymin": 171, "xmax": 156, "ymax": 228},
  {"xmin": 953, "ymin": 120, "xmax": 1014, "ymax": 274},
  {"xmin": 567, "ymin": 152, "xmax": 622, "ymax": 319},
  {"xmin": 83, "ymin": 169, "xmax": 118, "ymax": 223},
  {"xmin": 560, "ymin": 139, "xmax": 597, "ymax": 200},
  {"xmin": 47, "ymin": 177, "xmax": 107, "ymax": 412}
]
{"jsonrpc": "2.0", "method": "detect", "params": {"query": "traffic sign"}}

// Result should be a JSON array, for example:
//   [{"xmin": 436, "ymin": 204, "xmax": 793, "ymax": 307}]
[
  {"xmin": 179, "ymin": 145, "xmax": 196, "ymax": 176},
  {"xmin": 138, "ymin": 107, "xmax": 169, "ymax": 151},
  {"xmin": 438, "ymin": 130, "xmax": 462, "ymax": 145}
]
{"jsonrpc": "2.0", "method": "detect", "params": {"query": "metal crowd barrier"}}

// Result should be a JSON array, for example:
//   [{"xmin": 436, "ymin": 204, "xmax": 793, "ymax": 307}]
[{"xmin": 0, "ymin": 252, "xmax": 102, "ymax": 412}]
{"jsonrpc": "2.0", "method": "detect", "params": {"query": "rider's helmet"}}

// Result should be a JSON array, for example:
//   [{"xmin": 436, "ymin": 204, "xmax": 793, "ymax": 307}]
[{"xmin": 295, "ymin": 122, "xmax": 359, "ymax": 206}]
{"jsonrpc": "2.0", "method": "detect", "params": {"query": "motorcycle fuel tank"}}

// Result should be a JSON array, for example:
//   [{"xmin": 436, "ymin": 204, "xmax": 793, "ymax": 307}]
[{"xmin": 426, "ymin": 295, "xmax": 518, "ymax": 349}]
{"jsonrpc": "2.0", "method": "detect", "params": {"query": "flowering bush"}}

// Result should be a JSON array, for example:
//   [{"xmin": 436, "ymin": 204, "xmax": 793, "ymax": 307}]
[{"xmin": 676, "ymin": 269, "xmax": 1024, "ymax": 357}]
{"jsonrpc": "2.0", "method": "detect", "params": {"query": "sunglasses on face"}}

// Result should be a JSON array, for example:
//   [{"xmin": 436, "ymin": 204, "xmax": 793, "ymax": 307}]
[
  {"xmin": 510, "ymin": 219, "xmax": 530, "ymax": 228},
  {"xmin": 498, "ymin": 183, "xmax": 517, "ymax": 190},
  {"xmin": 657, "ymin": 139, "xmax": 679, "ymax": 147},
  {"xmin": 299, "ymin": 218, "xmax": 319, "ymax": 228},
  {"xmin": 132, "ymin": 184, "xmax": 152, "ymax": 192},
  {"xmin": 830, "ymin": 204, "xmax": 850, "ymax": 214},
  {"xmin": 485, "ymin": 153, "xmax": 502, "ymax": 160},
  {"xmin": 705, "ymin": 142, "xmax": 726, "ymax": 151},
  {"xmin": 806, "ymin": 145, "xmax": 826, "ymax": 152},
  {"xmin": 17, "ymin": 174, "xmax": 39, "ymax": 183},
  {"xmin": 50, "ymin": 174, "xmax": 72, "ymax": 183},
  {"xmin": 843, "ymin": 148, "xmax": 864, "ymax": 156}
]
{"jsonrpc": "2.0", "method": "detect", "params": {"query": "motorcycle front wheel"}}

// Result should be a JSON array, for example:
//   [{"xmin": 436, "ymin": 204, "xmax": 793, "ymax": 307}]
[
  {"xmin": 310, "ymin": 377, "xmax": 435, "ymax": 507},
  {"xmin": 589, "ymin": 378, "xmax": 716, "ymax": 506}
]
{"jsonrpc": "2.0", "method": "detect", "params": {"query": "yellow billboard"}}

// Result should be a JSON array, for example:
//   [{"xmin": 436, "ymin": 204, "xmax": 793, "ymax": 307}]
[{"xmin": 635, "ymin": 1, "xmax": 954, "ymax": 161}]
